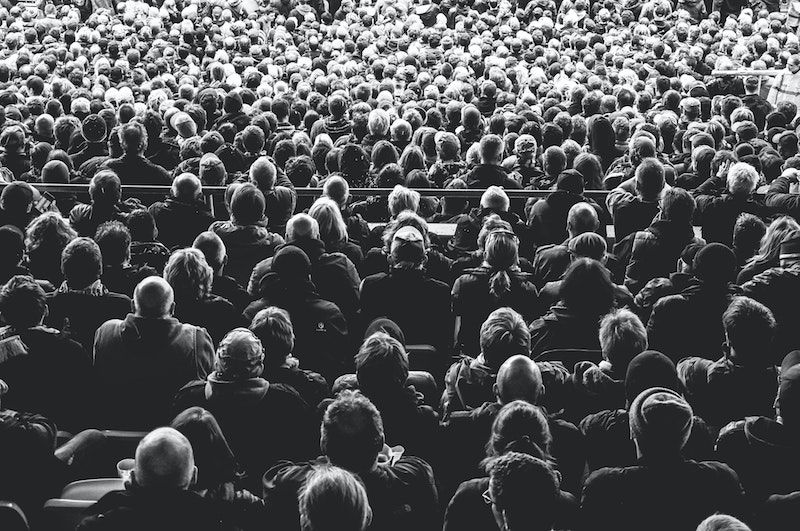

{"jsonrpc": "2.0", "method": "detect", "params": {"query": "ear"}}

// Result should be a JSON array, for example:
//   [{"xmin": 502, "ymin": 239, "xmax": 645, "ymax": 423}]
[
  {"xmin": 126, "ymin": 470, "xmax": 137, "ymax": 490},
  {"xmin": 169, "ymin": 301, "xmax": 176, "ymax": 316},
  {"xmin": 189, "ymin": 466, "xmax": 198, "ymax": 488},
  {"xmin": 492, "ymin": 382, "xmax": 500, "ymax": 400}
]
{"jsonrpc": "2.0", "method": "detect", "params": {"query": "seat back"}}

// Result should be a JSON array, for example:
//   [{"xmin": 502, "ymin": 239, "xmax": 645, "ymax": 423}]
[
  {"xmin": 94, "ymin": 430, "xmax": 148, "ymax": 476},
  {"xmin": 61, "ymin": 479, "xmax": 125, "ymax": 502},
  {"xmin": 41, "ymin": 499, "xmax": 93, "ymax": 531},
  {"xmin": 0, "ymin": 501, "xmax": 28, "ymax": 531},
  {"xmin": 406, "ymin": 344, "xmax": 445, "ymax": 382},
  {"xmin": 535, "ymin": 349, "xmax": 603, "ymax": 366}
]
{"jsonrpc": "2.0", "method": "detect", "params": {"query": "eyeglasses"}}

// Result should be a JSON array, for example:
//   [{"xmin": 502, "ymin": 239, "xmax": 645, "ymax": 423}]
[{"xmin": 482, "ymin": 488, "xmax": 494, "ymax": 506}]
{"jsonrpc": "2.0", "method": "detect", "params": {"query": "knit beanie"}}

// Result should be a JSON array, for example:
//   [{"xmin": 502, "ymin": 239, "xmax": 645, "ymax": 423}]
[
  {"xmin": 693, "ymin": 243, "xmax": 737, "ymax": 284},
  {"xmin": 82, "ymin": 114, "xmax": 107, "ymax": 143},
  {"xmin": 629, "ymin": 387, "xmax": 693, "ymax": 453},
  {"xmin": 624, "ymin": 351, "xmax": 680, "ymax": 405},
  {"xmin": 272, "ymin": 245, "xmax": 312, "ymax": 282},
  {"xmin": 556, "ymin": 169, "xmax": 584, "ymax": 194}
]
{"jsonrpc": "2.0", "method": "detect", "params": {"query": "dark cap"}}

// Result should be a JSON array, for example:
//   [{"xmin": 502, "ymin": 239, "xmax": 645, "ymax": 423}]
[
  {"xmin": 556, "ymin": 169, "xmax": 584, "ymax": 194},
  {"xmin": 82, "ymin": 114, "xmax": 107, "ymax": 143}
]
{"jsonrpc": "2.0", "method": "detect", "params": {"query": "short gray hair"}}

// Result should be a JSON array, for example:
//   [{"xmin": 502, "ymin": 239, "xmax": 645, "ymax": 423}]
[{"xmin": 726, "ymin": 162, "xmax": 759, "ymax": 196}]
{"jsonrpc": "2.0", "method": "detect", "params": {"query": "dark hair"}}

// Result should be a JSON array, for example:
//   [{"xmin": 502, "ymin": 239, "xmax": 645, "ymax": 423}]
[
  {"xmin": 128, "ymin": 210, "xmax": 158, "ymax": 242},
  {"xmin": 95, "ymin": 221, "xmax": 131, "ymax": 267},
  {"xmin": 661, "ymin": 187, "xmax": 696, "ymax": 225},
  {"xmin": 171, "ymin": 407, "xmax": 241, "ymax": 489},
  {"xmin": 321, "ymin": 391, "xmax": 384, "ymax": 472},
  {"xmin": 0, "ymin": 275, "xmax": 47, "ymax": 329},
  {"xmin": 61, "ymin": 237, "xmax": 102, "ymax": 288},
  {"xmin": 560, "ymin": 258, "xmax": 615, "ymax": 317},
  {"xmin": 723, "ymin": 297, "xmax": 776, "ymax": 366},
  {"xmin": 485, "ymin": 401, "xmax": 553, "ymax": 465},
  {"xmin": 355, "ymin": 333, "xmax": 409, "ymax": 395},
  {"xmin": 250, "ymin": 306, "xmax": 295, "ymax": 369},
  {"xmin": 487, "ymin": 452, "xmax": 559, "ymax": 531}
]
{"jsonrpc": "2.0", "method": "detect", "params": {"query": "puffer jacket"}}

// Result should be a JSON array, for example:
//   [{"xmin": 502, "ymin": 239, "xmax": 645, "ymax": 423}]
[{"xmin": 210, "ymin": 221, "xmax": 285, "ymax": 287}]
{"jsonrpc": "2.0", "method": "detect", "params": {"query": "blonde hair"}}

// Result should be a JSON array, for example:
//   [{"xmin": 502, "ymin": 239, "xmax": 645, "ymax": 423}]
[
  {"xmin": 309, "ymin": 198, "xmax": 348, "ymax": 246},
  {"xmin": 388, "ymin": 185, "xmax": 420, "ymax": 217},
  {"xmin": 163, "ymin": 248, "xmax": 213, "ymax": 303},
  {"xmin": 300, "ymin": 465, "xmax": 372, "ymax": 531}
]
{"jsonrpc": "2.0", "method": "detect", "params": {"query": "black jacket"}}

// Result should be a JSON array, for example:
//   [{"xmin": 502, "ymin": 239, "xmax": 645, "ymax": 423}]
[
  {"xmin": 693, "ymin": 177, "xmax": 767, "ymax": 246},
  {"xmin": 102, "ymin": 154, "xmax": 172, "ymax": 186},
  {"xmin": 742, "ymin": 264, "xmax": 800, "ymax": 361},
  {"xmin": 529, "ymin": 303, "xmax": 604, "ymax": 358},
  {"xmin": 463, "ymin": 164, "xmax": 522, "ymax": 190},
  {"xmin": 172, "ymin": 296, "xmax": 248, "ymax": 346},
  {"xmin": 766, "ymin": 174, "xmax": 800, "ymax": 219},
  {"xmin": 149, "ymin": 197, "xmax": 216, "ymax": 250},
  {"xmin": 45, "ymin": 289, "xmax": 132, "ymax": 355},
  {"xmin": 527, "ymin": 190, "xmax": 606, "ymax": 247}
]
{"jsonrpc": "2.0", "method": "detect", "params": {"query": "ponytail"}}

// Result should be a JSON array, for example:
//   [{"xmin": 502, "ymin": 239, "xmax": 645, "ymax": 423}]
[{"xmin": 489, "ymin": 269, "xmax": 511, "ymax": 300}]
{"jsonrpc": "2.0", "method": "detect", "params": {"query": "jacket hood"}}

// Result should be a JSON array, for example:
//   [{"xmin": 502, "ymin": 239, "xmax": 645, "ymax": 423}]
[
  {"xmin": 118, "ymin": 314, "xmax": 184, "ymax": 345},
  {"xmin": 648, "ymin": 219, "xmax": 695, "ymax": 242},
  {"xmin": 205, "ymin": 375, "xmax": 270, "ymax": 406},
  {"xmin": 164, "ymin": 197, "xmax": 211, "ymax": 215},
  {"xmin": 744, "ymin": 416, "xmax": 798, "ymax": 451},
  {"xmin": 276, "ymin": 237, "xmax": 326, "ymax": 263}
]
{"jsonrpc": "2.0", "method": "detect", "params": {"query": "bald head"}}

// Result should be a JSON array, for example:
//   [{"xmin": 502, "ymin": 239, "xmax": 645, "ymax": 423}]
[
  {"xmin": 249, "ymin": 156, "xmax": 277, "ymax": 192},
  {"xmin": 567, "ymin": 202, "xmax": 600, "ymax": 237},
  {"xmin": 134, "ymin": 276, "xmax": 174, "ymax": 318},
  {"xmin": 193, "ymin": 231, "xmax": 226, "ymax": 274},
  {"xmin": 172, "ymin": 173, "xmax": 202, "ymax": 201},
  {"xmin": 323, "ymin": 175, "xmax": 350, "ymax": 207},
  {"xmin": 286, "ymin": 213, "xmax": 320, "ymax": 242},
  {"xmin": 495, "ymin": 355, "xmax": 543, "ymax": 405},
  {"xmin": 134, "ymin": 427, "xmax": 195, "ymax": 490}
]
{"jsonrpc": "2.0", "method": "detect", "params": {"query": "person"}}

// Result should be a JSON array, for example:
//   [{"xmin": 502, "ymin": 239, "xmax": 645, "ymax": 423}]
[
  {"xmin": 448, "ymin": 186, "xmax": 529, "ymax": 257},
  {"xmin": 527, "ymin": 169, "xmax": 606, "ymax": 247},
  {"xmin": 192, "ymin": 231, "xmax": 252, "ymax": 314},
  {"xmin": 250, "ymin": 306, "xmax": 330, "ymax": 407},
  {"xmin": 0, "ymin": 276, "xmax": 90, "ymax": 430},
  {"xmin": 95, "ymin": 221, "xmax": 158, "ymax": 298},
  {"xmin": 71, "ymin": 114, "xmax": 109, "ymax": 169},
  {"xmin": 765, "ymin": 167, "xmax": 800, "ymax": 220},
  {"xmin": 128, "ymin": 209, "xmax": 172, "ymax": 272},
  {"xmin": 623, "ymin": 187, "xmax": 705, "ymax": 294},
  {"xmin": 101, "ymin": 121, "xmax": 172, "ymax": 185},
  {"xmin": 580, "ymin": 387, "xmax": 744, "ymax": 531},
  {"xmin": 463, "ymin": 135, "xmax": 522, "ymax": 190},
  {"xmin": 25, "ymin": 212, "xmax": 78, "ymax": 286},
  {"xmin": 163, "ymin": 248, "xmax": 246, "ymax": 346},
  {"xmin": 738, "ymin": 217, "xmax": 800, "ymax": 284},
  {"xmin": 0, "ymin": 225, "xmax": 31, "ymax": 285},
  {"xmin": 76, "ymin": 427, "xmax": 225, "ymax": 531},
  {"xmin": 321, "ymin": 176, "xmax": 370, "ymax": 249},
  {"xmin": 695, "ymin": 514, "xmax": 751, "ymax": 531},
  {"xmin": 360, "ymin": 225, "xmax": 452, "ymax": 358},
  {"xmin": 69, "ymin": 170, "xmax": 137, "ymax": 238},
  {"xmin": 733, "ymin": 213, "xmax": 767, "ymax": 268},
  {"xmin": 173, "ymin": 328, "xmax": 314, "ymax": 492},
  {"xmin": 693, "ymin": 162, "xmax": 767, "ymax": 246},
  {"xmin": 248, "ymin": 156, "xmax": 297, "ymax": 237},
  {"xmin": 529, "ymin": 258, "xmax": 616, "ymax": 357},
  {"xmin": 148, "ymin": 173, "xmax": 216, "ymax": 250},
  {"xmin": 767, "ymin": 54, "xmax": 800, "ymax": 107},
  {"xmin": 607, "ymin": 158, "xmax": 668, "ymax": 243},
  {"xmin": 742, "ymin": 231, "xmax": 800, "ymax": 359},
  {"xmin": 0, "ymin": 182, "xmax": 36, "ymax": 234},
  {"xmin": 299, "ymin": 465, "xmax": 372, "ymax": 531},
  {"xmin": 309, "ymin": 197, "xmax": 364, "ymax": 268},
  {"xmin": 246, "ymin": 246, "xmax": 349, "ymax": 381},
  {"xmin": 715, "ymin": 351, "xmax": 800, "ymax": 505},
  {"xmin": 742, "ymin": 76, "xmax": 773, "ymax": 132},
  {"xmin": 248, "ymin": 213, "xmax": 360, "ymax": 324},
  {"xmin": 210, "ymin": 183, "xmax": 285, "ymax": 286},
  {"xmin": 45, "ymin": 237, "xmax": 132, "ymax": 354},
  {"xmin": 452, "ymin": 228, "xmax": 539, "ymax": 356},
  {"xmin": 587, "ymin": 115, "xmax": 624, "ymax": 172},
  {"xmin": 93, "ymin": 277, "xmax": 214, "ymax": 429},
  {"xmin": 262, "ymin": 391, "xmax": 440, "ymax": 531}
]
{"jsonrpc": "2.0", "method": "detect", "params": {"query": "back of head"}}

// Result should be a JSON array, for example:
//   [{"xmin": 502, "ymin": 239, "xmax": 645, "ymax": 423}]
[
  {"xmin": 567, "ymin": 202, "xmax": 600, "ymax": 236},
  {"xmin": 134, "ymin": 276, "xmax": 175, "ymax": 318},
  {"xmin": 193, "ymin": 231, "xmax": 226, "ymax": 273},
  {"xmin": 323, "ymin": 176, "xmax": 349, "ymax": 207},
  {"xmin": 568, "ymin": 232, "xmax": 607, "ymax": 261},
  {"xmin": 0, "ymin": 275, "xmax": 47, "ymax": 330},
  {"xmin": 300, "ymin": 465, "xmax": 372, "ymax": 531},
  {"xmin": 309, "ymin": 198, "xmax": 347, "ymax": 246},
  {"xmin": 693, "ymin": 243, "xmax": 737, "ymax": 285},
  {"xmin": 172, "ymin": 173, "xmax": 202, "ymax": 202},
  {"xmin": 600, "ymin": 309, "xmax": 647, "ymax": 375},
  {"xmin": 134, "ymin": 427, "xmax": 195, "ymax": 490},
  {"xmin": 321, "ymin": 390, "xmax": 385, "ymax": 472},
  {"xmin": 723, "ymin": 297, "xmax": 776, "ymax": 367},
  {"xmin": 496, "ymin": 354, "xmax": 543, "ymax": 405},
  {"xmin": 118, "ymin": 121, "xmax": 147, "ymax": 154},
  {"xmin": 128, "ymin": 210, "xmax": 158, "ymax": 243},
  {"xmin": 41, "ymin": 160, "xmax": 70, "ymax": 184},
  {"xmin": 480, "ymin": 307, "xmax": 531, "ymax": 369},
  {"xmin": 543, "ymin": 146, "xmax": 567, "ymax": 175},
  {"xmin": 480, "ymin": 134, "xmax": 505, "ymax": 164},
  {"xmin": 249, "ymin": 156, "xmax": 277, "ymax": 192},
  {"xmin": 356, "ymin": 332, "xmax": 409, "ymax": 395},
  {"xmin": 230, "ymin": 183, "xmax": 266, "ymax": 226},
  {"xmin": 62, "ymin": 237, "xmax": 103, "ymax": 289},
  {"xmin": 480, "ymin": 185, "xmax": 510, "ymax": 212},
  {"xmin": 695, "ymin": 514, "xmax": 752, "ymax": 531},
  {"xmin": 661, "ymin": 187, "xmax": 696, "ymax": 225},
  {"xmin": 164, "ymin": 248, "xmax": 213, "ymax": 304},
  {"xmin": 90, "ymin": 170, "xmax": 122, "ymax": 206},
  {"xmin": 250, "ymin": 306, "xmax": 295, "ymax": 369},
  {"xmin": 388, "ymin": 185, "xmax": 420, "ymax": 218},
  {"xmin": 635, "ymin": 158, "xmax": 665, "ymax": 201},
  {"xmin": 95, "ymin": 221, "xmax": 131, "ymax": 267},
  {"xmin": 213, "ymin": 327, "xmax": 265, "ymax": 381},
  {"xmin": 560, "ymin": 258, "xmax": 615, "ymax": 317},
  {"xmin": 726, "ymin": 162, "xmax": 759, "ymax": 196},
  {"xmin": 484, "ymin": 229, "xmax": 520, "ymax": 299},
  {"xmin": 629, "ymin": 387, "xmax": 693, "ymax": 457},
  {"xmin": 0, "ymin": 224, "xmax": 24, "ymax": 268},
  {"xmin": 487, "ymin": 401, "xmax": 552, "ymax": 461},
  {"xmin": 487, "ymin": 452, "xmax": 559, "ymax": 531},
  {"xmin": 286, "ymin": 213, "xmax": 321, "ymax": 242},
  {"xmin": 0, "ymin": 182, "xmax": 34, "ymax": 215}
]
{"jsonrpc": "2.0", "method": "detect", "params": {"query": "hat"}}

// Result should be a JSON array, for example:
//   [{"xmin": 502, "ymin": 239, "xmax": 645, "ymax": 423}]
[
  {"xmin": 391, "ymin": 226, "xmax": 426, "ymax": 265},
  {"xmin": 82, "ymin": 114, "xmax": 107, "ymax": 143},
  {"xmin": 217, "ymin": 328, "xmax": 263, "ymax": 363},
  {"xmin": 629, "ymin": 387, "xmax": 693, "ymax": 451},
  {"xmin": 556, "ymin": 169, "xmax": 584, "ymax": 194},
  {"xmin": 272, "ymin": 245, "xmax": 312, "ymax": 281},
  {"xmin": 693, "ymin": 243, "xmax": 737, "ymax": 284},
  {"xmin": 780, "ymin": 230, "xmax": 800, "ymax": 262},
  {"xmin": 625, "ymin": 351, "xmax": 680, "ymax": 404},
  {"xmin": 515, "ymin": 134, "xmax": 537, "ymax": 156},
  {"xmin": 172, "ymin": 112, "xmax": 197, "ymax": 139},
  {"xmin": 364, "ymin": 317, "xmax": 406, "ymax": 345}
]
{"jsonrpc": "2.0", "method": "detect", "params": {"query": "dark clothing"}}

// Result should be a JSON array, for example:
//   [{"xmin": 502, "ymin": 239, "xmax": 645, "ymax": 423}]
[
  {"xmin": 263, "ymin": 456, "xmax": 441, "ymax": 531},
  {"xmin": 529, "ymin": 303, "xmax": 604, "ymax": 358},
  {"xmin": 679, "ymin": 356, "xmax": 779, "ymax": 429},
  {"xmin": 76, "ymin": 489, "xmax": 227, "ymax": 531},
  {"xmin": 0, "ymin": 209, "xmax": 35, "ymax": 234},
  {"xmin": 174, "ymin": 377, "xmax": 315, "ymax": 489},
  {"xmin": 716, "ymin": 416, "xmax": 800, "ymax": 504},
  {"xmin": 101, "ymin": 264, "xmax": 158, "ymax": 299},
  {"xmin": 45, "ymin": 289, "xmax": 132, "ymax": 355},
  {"xmin": 0, "ymin": 326, "xmax": 90, "ymax": 430},
  {"xmin": 742, "ymin": 264, "xmax": 800, "ymax": 360},
  {"xmin": 766, "ymin": 174, "xmax": 800, "ymax": 219},
  {"xmin": 173, "ymin": 296, "xmax": 247, "ymax": 346},
  {"xmin": 707, "ymin": 76, "xmax": 745, "ymax": 97},
  {"xmin": 449, "ymin": 207, "xmax": 529, "ymax": 256},
  {"xmin": 360, "ymin": 269, "xmax": 453, "ymax": 356},
  {"xmin": 71, "ymin": 143, "xmax": 108, "ymax": 170},
  {"xmin": 93, "ymin": 314, "xmax": 214, "ymax": 429},
  {"xmin": 565, "ymin": 361, "xmax": 626, "ymax": 425},
  {"xmin": 214, "ymin": 111, "xmax": 251, "ymax": 132},
  {"xmin": 527, "ymin": 191, "xmax": 606, "ymax": 246},
  {"xmin": 694, "ymin": 179, "xmax": 767, "ymax": 246},
  {"xmin": 463, "ymin": 164, "xmax": 522, "ymax": 190},
  {"xmin": 360, "ymin": 247, "xmax": 453, "ymax": 285},
  {"xmin": 581, "ymin": 409, "xmax": 714, "ymax": 472},
  {"xmin": 607, "ymin": 193, "xmax": 660, "ymax": 243},
  {"xmin": 451, "ymin": 267, "xmax": 539, "ymax": 356},
  {"xmin": 264, "ymin": 186, "xmax": 297, "ymax": 237},
  {"xmin": 69, "ymin": 203, "xmax": 134, "ymax": 238},
  {"xmin": 580, "ymin": 458, "xmax": 744, "ymax": 531},
  {"xmin": 102, "ymin": 154, "xmax": 172, "ymax": 186},
  {"xmin": 210, "ymin": 221, "xmax": 285, "ymax": 287},
  {"xmin": 211, "ymin": 275, "xmax": 252, "ymax": 314},
  {"xmin": 267, "ymin": 365, "xmax": 329, "ymax": 408},
  {"xmin": 742, "ymin": 93, "xmax": 773, "ymax": 131},
  {"xmin": 145, "ymin": 137, "xmax": 181, "ymax": 172},
  {"xmin": 130, "ymin": 241, "xmax": 171, "ymax": 273},
  {"xmin": 149, "ymin": 198, "xmax": 216, "ymax": 250}
]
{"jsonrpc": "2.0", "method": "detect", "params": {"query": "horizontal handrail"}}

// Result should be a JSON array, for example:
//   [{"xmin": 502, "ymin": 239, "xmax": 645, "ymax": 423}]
[{"xmin": 711, "ymin": 69, "xmax": 783, "ymax": 77}]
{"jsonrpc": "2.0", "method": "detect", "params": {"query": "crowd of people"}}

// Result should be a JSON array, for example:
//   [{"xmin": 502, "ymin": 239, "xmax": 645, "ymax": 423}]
[{"xmin": 1, "ymin": 0, "xmax": 800, "ymax": 529}]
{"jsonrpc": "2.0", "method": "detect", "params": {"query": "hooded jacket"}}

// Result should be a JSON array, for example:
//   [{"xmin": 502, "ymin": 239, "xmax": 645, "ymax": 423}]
[
  {"xmin": 93, "ymin": 314, "xmax": 214, "ymax": 429},
  {"xmin": 527, "ymin": 184, "xmax": 606, "ymax": 247},
  {"xmin": 529, "ymin": 302, "xmax": 604, "ymax": 358},
  {"xmin": 149, "ymin": 197, "xmax": 216, "ymax": 250},
  {"xmin": 742, "ymin": 264, "xmax": 800, "ymax": 362},
  {"xmin": 210, "ymin": 221, "xmax": 285, "ymax": 287}
]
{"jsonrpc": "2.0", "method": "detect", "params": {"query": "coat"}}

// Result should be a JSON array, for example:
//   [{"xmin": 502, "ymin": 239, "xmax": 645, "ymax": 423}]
[
  {"xmin": 693, "ymin": 179, "xmax": 767, "ymax": 246},
  {"xmin": 527, "ymin": 190, "xmax": 606, "ymax": 247},
  {"xmin": 210, "ymin": 221, "xmax": 285, "ymax": 287},
  {"xmin": 148, "ymin": 198, "xmax": 216, "ymax": 250},
  {"xmin": 741, "ymin": 264, "xmax": 800, "ymax": 361}
]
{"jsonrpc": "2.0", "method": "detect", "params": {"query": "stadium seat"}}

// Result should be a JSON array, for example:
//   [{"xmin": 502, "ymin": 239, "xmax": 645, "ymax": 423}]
[
  {"xmin": 406, "ymin": 344, "xmax": 440, "ymax": 373},
  {"xmin": 41, "ymin": 499, "xmax": 93, "ymax": 531},
  {"xmin": 61, "ymin": 479, "xmax": 125, "ymax": 501},
  {"xmin": 535, "ymin": 349, "xmax": 604, "ymax": 366},
  {"xmin": 0, "ymin": 501, "xmax": 28, "ymax": 531}
]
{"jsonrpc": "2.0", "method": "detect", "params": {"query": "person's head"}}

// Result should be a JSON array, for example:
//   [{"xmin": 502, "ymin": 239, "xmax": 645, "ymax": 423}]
[
  {"xmin": 480, "ymin": 307, "xmax": 531, "ymax": 369},
  {"xmin": 624, "ymin": 350, "xmax": 680, "ymax": 407},
  {"xmin": 230, "ymin": 183, "xmax": 266, "ymax": 226},
  {"xmin": 133, "ymin": 276, "xmax": 175, "ymax": 318},
  {"xmin": 733, "ymin": 213, "xmax": 767, "ymax": 263},
  {"xmin": 486, "ymin": 452, "xmax": 560, "ymax": 531},
  {"xmin": 132, "ymin": 427, "xmax": 196, "ymax": 490},
  {"xmin": 192, "ymin": 231, "xmax": 226, "ymax": 275},
  {"xmin": 695, "ymin": 514, "xmax": 752, "ymax": 531},
  {"xmin": 322, "ymin": 176, "xmax": 350, "ymax": 208},
  {"xmin": 494, "ymin": 355, "xmax": 543, "ymax": 405},
  {"xmin": 543, "ymin": 146, "xmax": 567, "ymax": 176},
  {"xmin": 250, "ymin": 306, "xmax": 295, "ymax": 369},
  {"xmin": 661, "ymin": 187, "xmax": 696, "ymax": 225},
  {"xmin": 170, "ymin": 407, "xmax": 239, "ymax": 489},
  {"xmin": 480, "ymin": 134, "xmax": 505, "ymax": 165},
  {"xmin": 779, "ymin": 230, "xmax": 800, "ymax": 268},
  {"xmin": 213, "ymin": 327, "xmax": 265, "ymax": 381},
  {"xmin": 389, "ymin": 225, "xmax": 426, "ymax": 270},
  {"xmin": 726, "ymin": 162, "xmax": 759, "ymax": 197},
  {"xmin": 0, "ymin": 182, "xmax": 34, "ymax": 216},
  {"xmin": 172, "ymin": 173, "xmax": 203, "ymax": 203},
  {"xmin": 560, "ymin": 258, "xmax": 615, "ymax": 317},
  {"xmin": 285, "ymin": 213, "xmax": 321, "ymax": 242},
  {"xmin": 299, "ymin": 465, "xmax": 372, "ymax": 531},
  {"xmin": 164, "ymin": 248, "xmax": 214, "ymax": 304},
  {"xmin": 356, "ymin": 332, "xmax": 409, "ymax": 395},
  {"xmin": 635, "ymin": 158, "xmax": 666, "ymax": 202},
  {"xmin": 95, "ymin": 221, "xmax": 131, "ymax": 268},
  {"xmin": 723, "ymin": 297, "xmax": 776, "ymax": 367},
  {"xmin": 567, "ymin": 202, "xmax": 600, "ymax": 238},
  {"xmin": 693, "ymin": 243, "xmax": 738, "ymax": 285},
  {"xmin": 485, "ymin": 401, "xmax": 552, "ymax": 462},
  {"xmin": 61, "ymin": 237, "xmax": 102, "ymax": 289},
  {"xmin": 309, "ymin": 198, "xmax": 348, "ymax": 247},
  {"xmin": 753, "ymin": 216, "xmax": 800, "ymax": 266},
  {"xmin": 480, "ymin": 186, "xmax": 510, "ymax": 212},
  {"xmin": 573, "ymin": 153, "xmax": 603, "ymax": 190},
  {"xmin": 89, "ymin": 170, "xmax": 122, "ymax": 206},
  {"xmin": 127, "ymin": 210, "xmax": 158, "ymax": 243},
  {"xmin": 118, "ymin": 121, "xmax": 148, "ymax": 155},
  {"xmin": 600, "ymin": 309, "xmax": 648, "ymax": 375},
  {"xmin": 483, "ymin": 229, "xmax": 520, "ymax": 300},
  {"xmin": 387, "ymin": 185, "xmax": 420, "ymax": 218},
  {"xmin": 0, "ymin": 275, "xmax": 47, "ymax": 329},
  {"xmin": 629, "ymin": 387, "xmax": 693, "ymax": 459},
  {"xmin": 25, "ymin": 211, "xmax": 76, "ymax": 259},
  {"xmin": 249, "ymin": 156, "xmax": 277, "ymax": 192},
  {"xmin": 320, "ymin": 390, "xmax": 385, "ymax": 472},
  {"xmin": 0, "ymin": 225, "xmax": 24, "ymax": 270}
]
